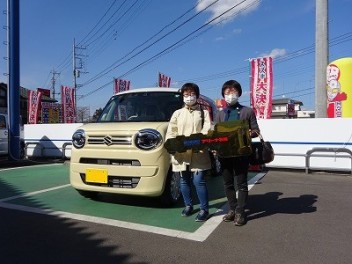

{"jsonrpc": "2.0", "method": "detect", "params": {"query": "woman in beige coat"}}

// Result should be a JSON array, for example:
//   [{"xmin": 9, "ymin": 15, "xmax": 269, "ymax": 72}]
[{"xmin": 165, "ymin": 83, "xmax": 211, "ymax": 222}]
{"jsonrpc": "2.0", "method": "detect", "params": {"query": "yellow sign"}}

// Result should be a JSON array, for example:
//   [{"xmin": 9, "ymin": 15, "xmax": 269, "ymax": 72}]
[{"xmin": 327, "ymin": 57, "xmax": 352, "ymax": 117}]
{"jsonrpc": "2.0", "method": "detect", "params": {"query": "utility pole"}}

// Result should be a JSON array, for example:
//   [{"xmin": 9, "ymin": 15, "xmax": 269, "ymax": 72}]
[
  {"xmin": 7, "ymin": 0, "xmax": 20, "ymax": 160},
  {"xmin": 73, "ymin": 38, "xmax": 77, "ymax": 120},
  {"xmin": 50, "ymin": 69, "xmax": 60, "ymax": 99},
  {"xmin": 73, "ymin": 38, "xmax": 88, "ymax": 121},
  {"xmin": 315, "ymin": 0, "xmax": 328, "ymax": 118}
]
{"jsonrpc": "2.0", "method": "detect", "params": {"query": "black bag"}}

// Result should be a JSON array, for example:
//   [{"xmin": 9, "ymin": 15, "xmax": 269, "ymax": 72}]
[{"xmin": 249, "ymin": 132, "xmax": 274, "ymax": 165}]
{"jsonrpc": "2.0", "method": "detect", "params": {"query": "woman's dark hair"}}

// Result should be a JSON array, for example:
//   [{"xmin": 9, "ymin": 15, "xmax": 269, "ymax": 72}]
[
  {"xmin": 221, "ymin": 80, "xmax": 242, "ymax": 97},
  {"xmin": 180, "ymin": 82, "xmax": 200, "ymax": 98}
]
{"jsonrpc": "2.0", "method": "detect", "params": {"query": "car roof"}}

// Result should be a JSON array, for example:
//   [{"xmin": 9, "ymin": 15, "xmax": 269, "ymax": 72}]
[
  {"xmin": 114, "ymin": 87, "xmax": 215, "ymax": 105},
  {"xmin": 115, "ymin": 87, "xmax": 180, "ymax": 95}
]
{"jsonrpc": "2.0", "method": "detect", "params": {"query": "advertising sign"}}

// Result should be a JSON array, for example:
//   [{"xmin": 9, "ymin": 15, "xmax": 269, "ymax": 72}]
[{"xmin": 327, "ymin": 57, "xmax": 352, "ymax": 118}]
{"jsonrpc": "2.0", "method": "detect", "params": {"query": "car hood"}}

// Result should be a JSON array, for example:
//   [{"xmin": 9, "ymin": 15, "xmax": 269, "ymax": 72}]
[{"xmin": 77, "ymin": 122, "xmax": 169, "ymax": 135}]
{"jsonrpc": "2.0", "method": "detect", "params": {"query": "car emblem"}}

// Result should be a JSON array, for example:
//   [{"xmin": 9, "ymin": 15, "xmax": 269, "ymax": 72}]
[{"xmin": 103, "ymin": 135, "xmax": 113, "ymax": 146}]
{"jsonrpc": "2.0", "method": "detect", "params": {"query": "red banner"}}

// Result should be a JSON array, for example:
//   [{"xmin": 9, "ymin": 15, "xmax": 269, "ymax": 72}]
[
  {"xmin": 37, "ymin": 88, "xmax": 51, "ymax": 98},
  {"xmin": 61, "ymin": 86, "xmax": 76, "ymax": 123},
  {"xmin": 28, "ymin": 90, "xmax": 42, "ymax": 124},
  {"xmin": 114, "ymin": 78, "xmax": 131, "ymax": 94},
  {"xmin": 250, "ymin": 57, "xmax": 273, "ymax": 119},
  {"xmin": 158, "ymin": 73, "xmax": 171, "ymax": 87}
]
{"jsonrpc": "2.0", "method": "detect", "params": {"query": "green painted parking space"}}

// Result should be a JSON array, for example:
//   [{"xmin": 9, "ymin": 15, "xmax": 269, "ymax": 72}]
[
  {"xmin": 0, "ymin": 164, "xmax": 264, "ymax": 234},
  {"xmin": 0, "ymin": 164, "xmax": 69, "ymax": 199}
]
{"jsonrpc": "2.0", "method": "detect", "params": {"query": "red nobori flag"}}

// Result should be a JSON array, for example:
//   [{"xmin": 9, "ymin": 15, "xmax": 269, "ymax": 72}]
[
  {"xmin": 114, "ymin": 78, "xmax": 131, "ymax": 94},
  {"xmin": 61, "ymin": 86, "xmax": 76, "ymax": 123},
  {"xmin": 158, "ymin": 72, "xmax": 171, "ymax": 87},
  {"xmin": 28, "ymin": 90, "xmax": 42, "ymax": 124},
  {"xmin": 250, "ymin": 57, "xmax": 273, "ymax": 119}
]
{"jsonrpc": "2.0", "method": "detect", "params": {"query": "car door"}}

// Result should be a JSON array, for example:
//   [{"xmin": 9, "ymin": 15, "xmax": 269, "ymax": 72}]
[{"xmin": 0, "ymin": 114, "xmax": 8, "ymax": 155}]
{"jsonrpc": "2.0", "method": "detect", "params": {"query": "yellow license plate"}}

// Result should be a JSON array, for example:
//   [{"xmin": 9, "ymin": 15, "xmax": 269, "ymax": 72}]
[{"xmin": 86, "ymin": 168, "xmax": 108, "ymax": 183}]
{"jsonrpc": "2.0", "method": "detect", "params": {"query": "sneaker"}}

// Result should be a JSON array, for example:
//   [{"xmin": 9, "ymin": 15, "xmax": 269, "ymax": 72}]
[
  {"xmin": 234, "ymin": 213, "xmax": 247, "ymax": 226},
  {"xmin": 181, "ymin": 206, "xmax": 193, "ymax": 217},
  {"xmin": 195, "ymin": 210, "xmax": 209, "ymax": 222},
  {"xmin": 222, "ymin": 210, "xmax": 235, "ymax": 222}
]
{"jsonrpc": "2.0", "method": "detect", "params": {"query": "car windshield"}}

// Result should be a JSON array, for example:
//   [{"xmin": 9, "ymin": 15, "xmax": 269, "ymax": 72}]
[{"xmin": 97, "ymin": 91, "xmax": 183, "ymax": 122}]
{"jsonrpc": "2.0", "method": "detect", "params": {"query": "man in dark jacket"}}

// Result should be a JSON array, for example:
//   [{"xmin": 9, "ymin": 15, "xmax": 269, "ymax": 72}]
[{"xmin": 214, "ymin": 80, "xmax": 260, "ymax": 226}]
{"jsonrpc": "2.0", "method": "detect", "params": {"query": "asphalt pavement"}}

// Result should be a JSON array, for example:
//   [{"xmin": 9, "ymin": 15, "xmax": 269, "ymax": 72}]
[{"xmin": 1, "ymin": 159, "xmax": 352, "ymax": 264}]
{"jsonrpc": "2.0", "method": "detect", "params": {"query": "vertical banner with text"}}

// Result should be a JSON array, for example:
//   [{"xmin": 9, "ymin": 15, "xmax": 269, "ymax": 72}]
[
  {"xmin": 61, "ymin": 86, "xmax": 76, "ymax": 123},
  {"xmin": 326, "ymin": 58, "xmax": 352, "ymax": 118},
  {"xmin": 114, "ymin": 78, "xmax": 131, "ymax": 94},
  {"xmin": 158, "ymin": 72, "xmax": 171, "ymax": 87},
  {"xmin": 250, "ymin": 57, "xmax": 273, "ymax": 119},
  {"xmin": 28, "ymin": 90, "xmax": 42, "ymax": 124}
]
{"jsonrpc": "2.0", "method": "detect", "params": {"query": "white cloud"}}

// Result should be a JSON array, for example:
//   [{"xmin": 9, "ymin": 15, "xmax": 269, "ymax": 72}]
[
  {"xmin": 196, "ymin": 0, "xmax": 260, "ymax": 25},
  {"xmin": 232, "ymin": 28, "xmax": 242, "ymax": 34},
  {"xmin": 260, "ymin": 48, "xmax": 287, "ymax": 59},
  {"xmin": 215, "ymin": 36, "xmax": 225, "ymax": 41},
  {"xmin": 214, "ymin": 28, "xmax": 242, "ymax": 41}
]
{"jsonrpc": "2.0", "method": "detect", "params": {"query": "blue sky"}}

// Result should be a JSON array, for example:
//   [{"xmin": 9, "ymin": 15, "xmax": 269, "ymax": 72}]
[{"xmin": 1, "ymin": 0, "xmax": 351, "ymax": 113}]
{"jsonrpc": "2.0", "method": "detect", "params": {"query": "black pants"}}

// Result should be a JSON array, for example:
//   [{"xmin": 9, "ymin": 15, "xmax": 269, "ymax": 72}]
[{"xmin": 219, "ymin": 156, "xmax": 249, "ymax": 213}]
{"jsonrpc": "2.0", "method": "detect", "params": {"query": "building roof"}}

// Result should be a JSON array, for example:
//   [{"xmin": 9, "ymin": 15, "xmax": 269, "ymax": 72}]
[
  {"xmin": 0, "ymin": 82, "xmax": 57, "ymax": 103},
  {"xmin": 272, "ymin": 98, "xmax": 303, "ymax": 106}
]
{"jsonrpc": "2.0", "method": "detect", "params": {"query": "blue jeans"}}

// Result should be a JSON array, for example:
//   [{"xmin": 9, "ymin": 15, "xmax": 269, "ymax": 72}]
[{"xmin": 180, "ymin": 169, "xmax": 209, "ymax": 211}]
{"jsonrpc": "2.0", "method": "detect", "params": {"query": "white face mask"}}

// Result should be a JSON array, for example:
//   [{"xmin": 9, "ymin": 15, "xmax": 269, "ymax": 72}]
[
  {"xmin": 183, "ymin": 95, "xmax": 197, "ymax": 106},
  {"xmin": 225, "ymin": 94, "xmax": 239, "ymax": 105}
]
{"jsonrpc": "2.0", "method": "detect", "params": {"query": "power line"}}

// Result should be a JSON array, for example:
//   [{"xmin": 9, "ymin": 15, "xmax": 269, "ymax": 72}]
[
  {"xmin": 80, "ymin": 0, "xmax": 252, "ymax": 98},
  {"xmin": 87, "ymin": 0, "xmax": 151, "ymax": 64},
  {"xmin": 81, "ymin": 0, "xmax": 222, "ymax": 87},
  {"xmin": 177, "ymin": 31, "xmax": 352, "ymax": 84},
  {"xmin": 78, "ymin": 0, "xmax": 119, "ymax": 45}
]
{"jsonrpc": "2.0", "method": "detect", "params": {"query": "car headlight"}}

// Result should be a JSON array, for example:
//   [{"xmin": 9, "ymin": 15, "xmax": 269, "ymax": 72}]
[
  {"xmin": 72, "ymin": 129, "xmax": 86, "ymax": 149},
  {"xmin": 134, "ymin": 129, "xmax": 162, "ymax": 150}
]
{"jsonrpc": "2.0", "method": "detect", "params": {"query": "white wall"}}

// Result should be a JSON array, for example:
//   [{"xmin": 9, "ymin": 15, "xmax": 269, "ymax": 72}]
[
  {"xmin": 24, "ymin": 119, "xmax": 352, "ymax": 172},
  {"xmin": 24, "ymin": 123, "xmax": 83, "ymax": 158},
  {"xmin": 258, "ymin": 118, "xmax": 352, "ymax": 172}
]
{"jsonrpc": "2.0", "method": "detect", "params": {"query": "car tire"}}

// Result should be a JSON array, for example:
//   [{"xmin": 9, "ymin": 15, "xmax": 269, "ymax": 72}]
[
  {"xmin": 76, "ymin": 189, "xmax": 99, "ymax": 199},
  {"xmin": 20, "ymin": 141, "xmax": 25, "ymax": 159},
  {"xmin": 160, "ymin": 169, "xmax": 181, "ymax": 207}
]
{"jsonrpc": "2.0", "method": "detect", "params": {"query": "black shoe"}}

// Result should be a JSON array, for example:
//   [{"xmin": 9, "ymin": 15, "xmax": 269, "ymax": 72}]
[
  {"xmin": 222, "ymin": 210, "xmax": 235, "ymax": 222},
  {"xmin": 195, "ymin": 210, "xmax": 209, "ymax": 222},
  {"xmin": 181, "ymin": 206, "xmax": 193, "ymax": 217},
  {"xmin": 234, "ymin": 213, "xmax": 247, "ymax": 226}
]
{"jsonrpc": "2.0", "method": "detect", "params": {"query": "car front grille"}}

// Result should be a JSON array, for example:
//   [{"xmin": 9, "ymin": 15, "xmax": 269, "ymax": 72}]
[
  {"xmin": 87, "ymin": 135, "xmax": 132, "ymax": 146},
  {"xmin": 80, "ymin": 158, "xmax": 141, "ymax": 166}
]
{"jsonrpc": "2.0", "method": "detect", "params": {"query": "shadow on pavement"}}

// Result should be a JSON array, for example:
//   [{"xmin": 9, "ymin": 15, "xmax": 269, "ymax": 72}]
[
  {"xmin": 247, "ymin": 191, "xmax": 318, "ymax": 221},
  {"xmin": 0, "ymin": 164, "xmax": 147, "ymax": 264}
]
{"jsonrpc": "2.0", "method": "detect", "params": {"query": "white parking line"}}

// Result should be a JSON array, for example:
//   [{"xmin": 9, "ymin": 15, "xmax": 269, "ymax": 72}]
[
  {"xmin": 0, "ymin": 163, "xmax": 62, "ymax": 172},
  {"xmin": 0, "ymin": 184, "xmax": 71, "ymax": 202},
  {"xmin": 0, "ymin": 172, "xmax": 266, "ymax": 242}
]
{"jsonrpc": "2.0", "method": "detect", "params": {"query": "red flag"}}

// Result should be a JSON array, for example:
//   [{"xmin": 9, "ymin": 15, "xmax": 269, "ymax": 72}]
[
  {"xmin": 250, "ymin": 57, "xmax": 273, "ymax": 119},
  {"xmin": 28, "ymin": 90, "xmax": 42, "ymax": 124},
  {"xmin": 37, "ymin": 88, "xmax": 51, "ymax": 98},
  {"xmin": 61, "ymin": 86, "xmax": 76, "ymax": 123},
  {"xmin": 158, "ymin": 73, "xmax": 171, "ymax": 87},
  {"xmin": 114, "ymin": 79, "xmax": 131, "ymax": 94}
]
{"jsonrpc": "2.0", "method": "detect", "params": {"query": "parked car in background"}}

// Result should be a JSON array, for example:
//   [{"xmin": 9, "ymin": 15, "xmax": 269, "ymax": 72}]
[
  {"xmin": 70, "ymin": 87, "xmax": 219, "ymax": 205},
  {"xmin": 0, "ymin": 113, "xmax": 25, "ymax": 158}
]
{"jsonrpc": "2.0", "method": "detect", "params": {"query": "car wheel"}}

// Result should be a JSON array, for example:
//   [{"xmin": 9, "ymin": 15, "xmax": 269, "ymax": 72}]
[
  {"xmin": 160, "ymin": 169, "xmax": 181, "ymax": 207},
  {"xmin": 76, "ymin": 189, "xmax": 99, "ymax": 199},
  {"xmin": 20, "ymin": 141, "xmax": 25, "ymax": 159}
]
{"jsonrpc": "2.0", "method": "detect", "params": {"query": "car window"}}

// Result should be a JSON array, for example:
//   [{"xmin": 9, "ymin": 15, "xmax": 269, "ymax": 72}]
[{"xmin": 98, "ymin": 92, "xmax": 183, "ymax": 122}]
